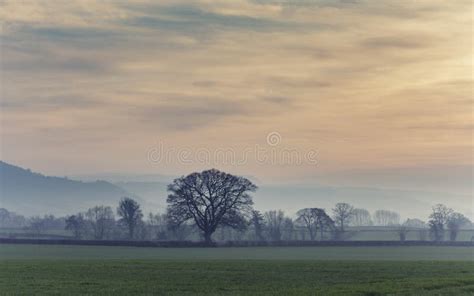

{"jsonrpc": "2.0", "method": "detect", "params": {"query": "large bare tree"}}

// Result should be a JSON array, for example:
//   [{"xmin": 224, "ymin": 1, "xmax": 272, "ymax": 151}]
[{"xmin": 167, "ymin": 169, "xmax": 257, "ymax": 243}]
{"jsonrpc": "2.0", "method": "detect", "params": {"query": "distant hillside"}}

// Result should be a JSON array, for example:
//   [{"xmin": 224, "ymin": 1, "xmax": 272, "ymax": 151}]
[
  {"xmin": 1, "ymin": 161, "xmax": 471, "ymax": 219},
  {"xmin": 0, "ymin": 161, "xmax": 134, "ymax": 216}
]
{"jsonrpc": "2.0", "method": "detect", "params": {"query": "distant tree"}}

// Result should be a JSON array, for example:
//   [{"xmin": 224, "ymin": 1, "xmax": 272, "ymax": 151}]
[
  {"xmin": 28, "ymin": 215, "xmax": 64, "ymax": 234},
  {"xmin": 397, "ymin": 220, "xmax": 411, "ymax": 241},
  {"xmin": 65, "ymin": 214, "xmax": 86, "ymax": 239},
  {"xmin": 417, "ymin": 228, "xmax": 428, "ymax": 241},
  {"xmin": 296, "ymin": 208, "xmax": 318, "ymax": 240},
  {"xmin": 397, "ymin": 225, "xmax": 408, "ymax": 241},
  {"xmin": 168, "ymin": 222, "xmax": 192, "ymax": 241},
  {"xmin": 232, "ymin": 226, "xmax": 246, "ymax": 242},
  {"xmin": 373, "ymin": 210, "xmax": 400, "ymax": 226},
  {"xmin": 400, "ymin": 218, "xmax": 427, "ymax": 241},
  {"xmin": 318, "ymin": 211, "xmax": 336, "ymax": 240},
  {"xmin": 0, "ymin": 208, "xmax": 27, "ymax": 228},
  {"xmin": 404, "ymin": 218, "xmax": 426, "ymax": 229},
  {"xmin": 250, "ymin": 210, "xmax": 266, "ymax": 241},
  {"xmin": 264, "ymin": 210, "xmax": 285, "ymax": 241},
  {"xmin": 134, "ymin": 220, "xmax": 148, "ymax": 240},
  {"xmin": 447, "ymin": 213, "xmax": 470, "ymax": 241},
  {"xmin": 282, "ymin": 217, "xmax": 295, "ymax": 240},
  {"xmin": 296, "ymin": 208, "xmax": 335, "ymax": 240},
  {"xmin": 43, "ymin": 215, "xmax": 65, "ymax": 229},
  {"xmin": 166, "ymin": 169, "xmax": 257, "ymax": 243},
  {"xmin": 28, "ymin": 216, "xmax": 46, "ymax": 234},
  {"xmin": 85, "ymin": 206, "xmax": 115, "ymax": 240},
  {"xmin": 0, "ymin": 208, "xmax": 10, "ymax": 227},
  {"xmin": 117, "ymin": 197, "xmax": 143, "ymax": 239},
  {"xmin": 351, "ymin": 208, "xmax": 372, "ymax": 226},
  {"xmin": 298, "ymin": 224, "xmax": 307, "ymax": 240},
  {"xmin": 216, "ymin": 225, "xmax": 246, "ymax": 241},
  {"xmin": 332, "ymin": 203, "xmax": 354, "ymax": 232},
  {"xmin": 428, "ymin": 204, "xmax": 453, "ymax": 241},
  {"xmin": 147, "ymin": 212, "xmax": 168, "ymax": 240}
]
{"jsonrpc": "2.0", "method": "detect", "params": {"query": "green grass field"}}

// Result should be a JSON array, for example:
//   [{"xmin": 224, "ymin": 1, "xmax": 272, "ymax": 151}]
[
  {"xmin": 2, "ymin": 260, "xmax": 474, "ymax": 295},
  {"xmin": 1, "ymin": 244, "xmax": 473, "ymax": 295}
]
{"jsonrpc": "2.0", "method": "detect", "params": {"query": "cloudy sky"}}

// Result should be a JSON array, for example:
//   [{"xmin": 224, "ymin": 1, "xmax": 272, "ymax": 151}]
[{"xmin": 0, "ymin": 0, "xmax": 472, "ymax": 190}]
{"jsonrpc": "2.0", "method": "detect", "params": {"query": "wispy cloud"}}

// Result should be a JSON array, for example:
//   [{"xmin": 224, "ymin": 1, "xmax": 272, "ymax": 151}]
[{"xmin": 0, "ymin": 0, "xmax": 471, "ymax": 178}]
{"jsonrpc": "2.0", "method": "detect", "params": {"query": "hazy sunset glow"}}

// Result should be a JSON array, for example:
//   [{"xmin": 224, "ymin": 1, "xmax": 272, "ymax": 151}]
[{"xmin": 1, "ymin": 0, "xmax": 472, "ymax": 185}]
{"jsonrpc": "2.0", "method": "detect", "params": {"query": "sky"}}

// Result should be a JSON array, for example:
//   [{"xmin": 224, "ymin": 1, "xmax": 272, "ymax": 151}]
[{"xmin": 0, "ymin": 0, "xmax": 472, "ymax": 192}]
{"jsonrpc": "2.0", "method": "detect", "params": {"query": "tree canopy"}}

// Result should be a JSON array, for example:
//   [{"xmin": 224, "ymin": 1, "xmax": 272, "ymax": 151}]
[
  {"xmin": 167, "ymin": 169, "xmax": 257, "ymax": 243},
  {"xmin": 117, "ymin": 197, "xmax": 143, "ymax": 239}
]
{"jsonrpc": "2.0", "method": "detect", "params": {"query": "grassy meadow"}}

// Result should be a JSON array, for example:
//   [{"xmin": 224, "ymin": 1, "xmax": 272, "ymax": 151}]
[
  {"xmin": 1, "ymin": 259, "xmax": 473, "ymax": 295},
  {"xmin": 1, "ymin": 244, "xmax": 473, "ymax": 295}
]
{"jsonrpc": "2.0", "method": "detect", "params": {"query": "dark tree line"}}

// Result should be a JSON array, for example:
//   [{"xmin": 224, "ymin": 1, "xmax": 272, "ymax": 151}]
[
  {"xmin": 0, "ymin": 169, "xmax": 472, "ymax": 243},
  {"xmin": 428, "ymin": 204, "xmax": 470, "ymax": 241}
]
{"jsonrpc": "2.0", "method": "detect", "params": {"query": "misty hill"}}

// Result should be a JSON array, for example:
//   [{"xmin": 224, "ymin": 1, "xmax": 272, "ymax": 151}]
[
  {"xmin": 1, "ymin": 161, "xmax": 472, "ymax": 220},
  {"xmin": 0, "ymin": 161, "xmax": 133, "ymax": 216},
  {"xmin": 115, "ymin": 181, "xmax": 168, "ymax": 211}
]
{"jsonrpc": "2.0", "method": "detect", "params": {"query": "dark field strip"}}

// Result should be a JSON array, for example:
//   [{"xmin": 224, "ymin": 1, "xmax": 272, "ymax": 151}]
[
  {"xmin": 1, "ymin": 260, "xmax": 473, "ymax": 295},
  {"xmin": 1, "ymin": 244, "xmax": 473, "ymax": 260},
  {"xmin": 2, "ymin": 238, "xmax": 473, "ymax": 247}
]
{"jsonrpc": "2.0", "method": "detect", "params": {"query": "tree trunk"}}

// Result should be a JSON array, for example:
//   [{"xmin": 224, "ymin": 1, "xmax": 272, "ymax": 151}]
[{"xmin": 204, "ymin": 232, "xmax": 213, "ymax": 245}]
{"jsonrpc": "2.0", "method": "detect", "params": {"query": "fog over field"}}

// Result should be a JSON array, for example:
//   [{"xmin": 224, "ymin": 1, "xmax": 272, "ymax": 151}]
[{"xmin": 85, "ymin": 169, "xmax": 473, "ymax": 220}]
